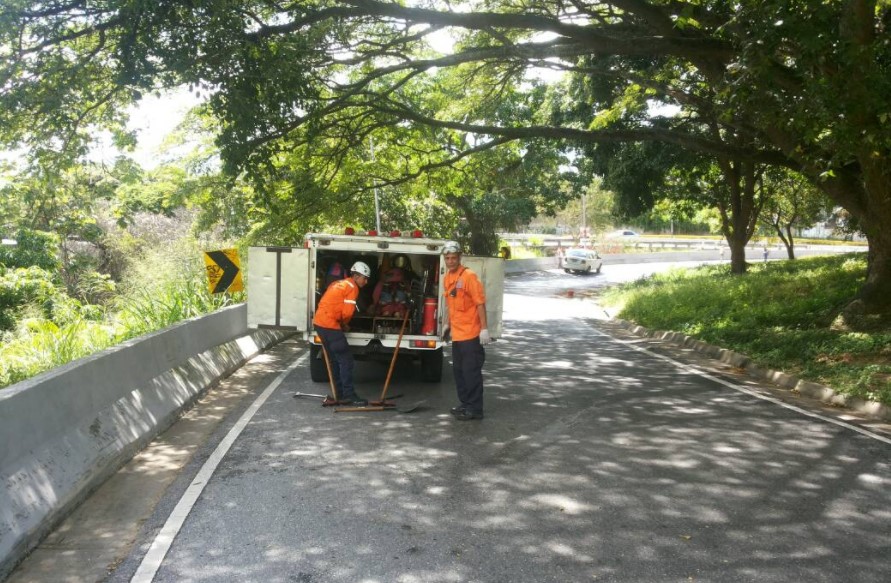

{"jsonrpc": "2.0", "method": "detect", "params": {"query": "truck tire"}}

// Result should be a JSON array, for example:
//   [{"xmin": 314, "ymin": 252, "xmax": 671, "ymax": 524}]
[
  {"xmin": 420, "ymin": 347, "xmax": 443, "ymax": 382},
  {"xmin": 309, "ymin": 344, "xmax": 329, "ymax": 382}
]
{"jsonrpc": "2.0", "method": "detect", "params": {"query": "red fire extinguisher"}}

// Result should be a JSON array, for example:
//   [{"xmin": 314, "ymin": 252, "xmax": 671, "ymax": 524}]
[{"xmin": 422, "ymin": 297, "xmax": 438, "ymax": 335}]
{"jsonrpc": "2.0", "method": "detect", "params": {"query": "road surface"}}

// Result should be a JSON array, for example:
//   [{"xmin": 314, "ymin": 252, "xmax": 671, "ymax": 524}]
[{"xmin": 10, "ymin": 265, "xmax": 891, "ymax": 583}]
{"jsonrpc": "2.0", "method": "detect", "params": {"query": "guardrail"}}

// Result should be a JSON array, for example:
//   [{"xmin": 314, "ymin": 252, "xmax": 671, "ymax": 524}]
[
  {"xmin": 499, "ymin": 234, "xmax": 867, "ymax": 253},
  {"xmin": 0, "ymin": 305, "xmax": 291, "ymax": 579},
  {"xmin": 504, "ymin": 245, "xmax": 865, "ymax": 273}
]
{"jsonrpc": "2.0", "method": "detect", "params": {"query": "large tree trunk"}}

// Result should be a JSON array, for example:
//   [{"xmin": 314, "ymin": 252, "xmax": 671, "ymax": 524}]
[
  {"xmin": 727, "ymin": 235, "xmax": 748, "ymax": 273},
  {"xmin": 861, "ymin": 234, "xmax": 891, "ymax": 308},
  {"xmin": 828, "ymin": 2, "xmax": 890, "ymax": 325},
  {"xmin": 825, "ymin": 157, "xmax": 891, "ymax": 328},
  {"xmin": 834, "ymin": 230, "xmax": 891, "ymax": 330},
  {"xmin": 837, "ymin": 163, "xmax": 891, "ymax": 324},
  {"xmin": 716, "ymin": 158, "xmax": 764, "ymax": 274}
]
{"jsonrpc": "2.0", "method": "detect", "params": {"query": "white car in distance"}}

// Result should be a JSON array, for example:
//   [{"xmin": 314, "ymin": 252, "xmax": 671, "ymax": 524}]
[
  {"xmin": 607, "ymin": 229, "xmax": 639, "ymax": 238},
  {"xmin": 562, "ymin": 248, "xmax": 603, "ymax": 274}
]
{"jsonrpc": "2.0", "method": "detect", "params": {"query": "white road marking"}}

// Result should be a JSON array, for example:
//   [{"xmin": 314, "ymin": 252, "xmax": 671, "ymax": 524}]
[
  {"xmin": 131, "ymin": 352, "xmax": 308, "ymax": 583},
  {"xmin": 592, "ymin": 328, "xmax": 891, "ymax": 446}
]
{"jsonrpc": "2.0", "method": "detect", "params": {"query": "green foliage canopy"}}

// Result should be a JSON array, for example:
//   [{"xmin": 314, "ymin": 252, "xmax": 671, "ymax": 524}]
[{"xmin": 3, "ymin": 1, "xmax": 891, "ymax": 313}]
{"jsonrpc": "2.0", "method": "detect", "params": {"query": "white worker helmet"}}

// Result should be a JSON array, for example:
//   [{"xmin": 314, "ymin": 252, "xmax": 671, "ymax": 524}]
[
  {"xmin": 350, "ymin": 261, "xmax": 371, "ymax": 278},
  {"xmin": 441, "ymin": 241, "xmax": 462, "ymax": 255}
]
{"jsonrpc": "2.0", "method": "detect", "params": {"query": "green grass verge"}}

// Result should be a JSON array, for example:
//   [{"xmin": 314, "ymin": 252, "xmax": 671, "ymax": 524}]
[
  {"xmin": 0, "ymin": 240, "xmax": 242, "ymax": 389},
  {"xmin": 601, "ymin": 253, "xmax": 891, "ymax": 405}
]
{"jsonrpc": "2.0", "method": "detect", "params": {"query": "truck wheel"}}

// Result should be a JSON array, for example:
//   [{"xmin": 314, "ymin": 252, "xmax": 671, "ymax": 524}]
[
  {"xmin": 420, "ymin": 348, "xmax": 443, "ymax": 382},
  {"xmin": 309, "ymin": 344, "xmax": 329, "ymax": 382}
]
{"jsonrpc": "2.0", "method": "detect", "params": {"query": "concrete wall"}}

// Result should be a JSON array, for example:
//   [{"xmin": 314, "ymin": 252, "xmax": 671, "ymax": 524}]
[{"xmin": 0, "ymin": 304, "xmax": 290, "ymax": 579}]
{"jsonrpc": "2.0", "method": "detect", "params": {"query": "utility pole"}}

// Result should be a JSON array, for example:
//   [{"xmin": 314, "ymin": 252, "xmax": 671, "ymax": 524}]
[
  {"xmin": 581, "ymin": 192, "xmax": 587, "ymax": 239},
  {"xmin": 369, "ymin": 137, "xmax": 381, "ymax": 233}
]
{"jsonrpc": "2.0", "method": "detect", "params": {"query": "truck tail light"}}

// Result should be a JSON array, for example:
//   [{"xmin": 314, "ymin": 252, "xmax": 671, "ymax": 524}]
[{"xmin": 412, "ymin": 340, "xmax": 437, "ymax": 348}]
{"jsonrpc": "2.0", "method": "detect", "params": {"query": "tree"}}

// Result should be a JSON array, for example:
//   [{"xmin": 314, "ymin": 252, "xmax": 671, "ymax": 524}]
[
  {"xmin": 0, "ymin": 229, "xmax": 60, "ymax": 272},
  {"xmin": 759, "ymin": 168, "xmax": 833, "ymax": 260},
  {"xmin": 549, "ymin": 177, "xmax": 616, "ymax": 239},
  {"xmin": 3, "ymin": 1, "xmax": 890, "ymax": 322},
  {"xmin": 593, "ymin": 140, "xmax": 767, "ymax": 274}
]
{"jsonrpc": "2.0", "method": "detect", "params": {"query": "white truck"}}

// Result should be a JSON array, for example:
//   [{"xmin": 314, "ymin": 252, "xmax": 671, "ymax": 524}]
[{"xmin": 246, "ymin": 232, "xmax": 504, "ymax": 382}]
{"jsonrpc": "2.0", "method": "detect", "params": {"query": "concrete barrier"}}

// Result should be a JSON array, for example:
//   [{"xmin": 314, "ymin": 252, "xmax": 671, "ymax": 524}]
[
  {"xmin": 0, "ymin": 304, "xmax": 291, "ymax": 579},
  {"xmin": 503, "ymin": 247, "xmax": 859, "ymax": 274}
]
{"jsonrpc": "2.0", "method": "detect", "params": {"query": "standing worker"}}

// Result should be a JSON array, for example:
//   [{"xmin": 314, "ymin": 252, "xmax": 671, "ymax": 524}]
[
  {"xmin": 441, "ymin": 242, "xmax": 490, "ymax": 421},
  {"xmin": 313, "ymin": 261, "xmax": 372, "ymax": 404}
]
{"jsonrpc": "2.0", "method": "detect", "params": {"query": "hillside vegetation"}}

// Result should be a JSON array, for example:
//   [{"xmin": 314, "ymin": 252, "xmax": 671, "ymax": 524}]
[
  {"xmin": 0, "ymin": 233, "xmax": 239, "ymax": 389},
  {"xmin": 602, "ymin": 254, "xmax": 890, "ymax": 405}
]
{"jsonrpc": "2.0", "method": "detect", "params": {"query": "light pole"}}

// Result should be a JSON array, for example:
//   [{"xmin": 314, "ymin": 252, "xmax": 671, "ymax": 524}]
[
  {"xmin": 369, "ymin": 137, "xmax": 382, "ymax": 233},
  {"xmin": 581, "ymin": 191, "xmax": 587, "ymax": 240}
]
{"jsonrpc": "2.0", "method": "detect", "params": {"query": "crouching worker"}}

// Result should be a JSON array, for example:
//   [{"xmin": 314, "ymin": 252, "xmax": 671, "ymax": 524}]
[{"xmin": 313, "ymin": 261, "xmax": 371, "ymax": 404}]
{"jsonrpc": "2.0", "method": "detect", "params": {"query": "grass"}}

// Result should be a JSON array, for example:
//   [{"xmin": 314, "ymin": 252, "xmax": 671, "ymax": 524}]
[
  {"xmin": 0, "ymin": 242, "xmax": 241, "ymax": 390},
  {"xmin": 601, "ymin": 253, "xmax": 891, "ymax": 405},
  {"xmin": 0, "ymin": 281, "xmax": 238, "ymax": 389}
]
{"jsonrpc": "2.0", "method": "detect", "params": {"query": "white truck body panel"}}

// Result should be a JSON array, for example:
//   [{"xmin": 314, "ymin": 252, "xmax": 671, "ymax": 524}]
[
  {"xmin": 247, "ymin": 234, "xmax": 503, "ymax": 348},
  {"xmin": 246, "ymin": 246, "xmax": 309, "ymax": 330},
  {"xmin": 460, "ymin": 255, "xmax": 505, "ymax": 339}
]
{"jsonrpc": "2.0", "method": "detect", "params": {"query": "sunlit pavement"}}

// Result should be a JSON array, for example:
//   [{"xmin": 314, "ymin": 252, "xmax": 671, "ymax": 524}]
[{"xmin": 11, "ymin": 262, "xmax": 890, "ymax": 583}]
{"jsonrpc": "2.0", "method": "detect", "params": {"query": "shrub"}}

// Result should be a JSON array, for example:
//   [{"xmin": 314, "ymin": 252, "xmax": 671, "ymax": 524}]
[
  {"xmin": 602, "ymin": 254, "xmax": 890, "ymax": 404},
  {"xmin": 0, "ymin": 229, "xmax": 61, "ymax": 271}
]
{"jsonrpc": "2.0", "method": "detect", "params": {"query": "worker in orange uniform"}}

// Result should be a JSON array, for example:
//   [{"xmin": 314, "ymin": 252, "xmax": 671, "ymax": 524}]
[
  {"xmin": 313, "ymin": 261, "xmax": 372, "ymax": 404},
  {"xmin": 441, "ymin": 241, "xmax": 490, "ymax": 420}
]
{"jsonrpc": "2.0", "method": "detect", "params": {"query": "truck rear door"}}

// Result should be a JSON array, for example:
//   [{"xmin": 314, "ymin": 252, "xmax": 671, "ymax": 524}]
[
  {"xmin": 461, "ymin": 256, "xmax": 505, "ymax": 339},
  {"xmin": 247, "ymin": 246, "xmax": 310, "ymax": 330}
]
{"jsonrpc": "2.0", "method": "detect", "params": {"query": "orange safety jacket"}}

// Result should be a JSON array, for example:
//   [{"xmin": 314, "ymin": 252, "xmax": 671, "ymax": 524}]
[
  {"xmin": 443, "ymin": 266, "xmax": 486, "ymax": 341},
  {"xmin": 313, "ymin": 278, "xmax": 359, "ymax": 329}
]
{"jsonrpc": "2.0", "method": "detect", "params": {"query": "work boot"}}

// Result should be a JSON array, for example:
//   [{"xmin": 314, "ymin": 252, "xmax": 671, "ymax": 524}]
[
  {"xmin": 340, "ymin": 395, "xmax": 367, "ymax": 406},
  {"xmin": 454, "ymin": 410, "xmax": 484, "ymax": 421}
]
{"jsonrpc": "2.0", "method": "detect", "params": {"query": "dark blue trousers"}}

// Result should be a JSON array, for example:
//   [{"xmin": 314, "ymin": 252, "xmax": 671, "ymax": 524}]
[
  {"xmin": 316, "ymin": 326, "xmax": 357, "ymax": 398},
  {"xmin": 452, "ymin": 337, "xmax": 486, "ymax": 414}
]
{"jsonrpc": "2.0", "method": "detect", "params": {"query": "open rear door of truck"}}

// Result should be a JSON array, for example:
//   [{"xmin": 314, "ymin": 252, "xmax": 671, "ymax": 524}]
[
  {"xmin": 461, "ymin": 256, "xmax": 505, "ymax": 339},
  {"xmin": 247, "ymin": 246, "xmax": 309, "ymax": 330}
]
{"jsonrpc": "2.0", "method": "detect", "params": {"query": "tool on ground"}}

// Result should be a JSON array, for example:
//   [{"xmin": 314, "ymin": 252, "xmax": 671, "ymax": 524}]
[
  {"xmin": 320, "ymin": 343, "xmax": 338, "ymax": 400},
  {"xmin": 335, "ymin": 400, "xmax": 427, "ymax": 414},
  {"xmin": 336, "ymin": 304, "xmax": 421, "ymax": 413},
  {"xmin": 294, "ymin": 392, "xmax": 403, "ymax": 401},
  {"xmin": 318, "ymin": 343, "xmax": 358, "ymax": 406},
  {"xmin": 378, "ymin": 305, "xmax": 411, "ymax": 402},
  {"xmin": 292, "ymin": 392, "xmax": 328, "ymax": 399}
]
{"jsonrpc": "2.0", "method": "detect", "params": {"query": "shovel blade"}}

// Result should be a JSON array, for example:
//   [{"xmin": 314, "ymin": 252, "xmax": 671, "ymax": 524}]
[{"xmin": 397, "ymin": 399, "xmax": 428, "ymax": 413}]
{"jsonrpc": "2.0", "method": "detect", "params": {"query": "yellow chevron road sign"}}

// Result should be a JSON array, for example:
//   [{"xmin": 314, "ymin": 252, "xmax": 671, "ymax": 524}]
[{"xmin": 203, "ymin": 249, "xmax": 243, "ymax": 294}]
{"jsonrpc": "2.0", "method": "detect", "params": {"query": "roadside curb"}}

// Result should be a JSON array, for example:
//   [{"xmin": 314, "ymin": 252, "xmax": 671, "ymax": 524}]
[{"xmin": 612, "ymin": 319, "xmax": 891, "ymax": 422}]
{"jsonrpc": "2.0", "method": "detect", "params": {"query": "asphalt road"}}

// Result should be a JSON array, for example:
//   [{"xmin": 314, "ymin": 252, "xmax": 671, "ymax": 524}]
[{"xmin": 105, "ymin": 267, "xmax": 890, "ymax": 583}]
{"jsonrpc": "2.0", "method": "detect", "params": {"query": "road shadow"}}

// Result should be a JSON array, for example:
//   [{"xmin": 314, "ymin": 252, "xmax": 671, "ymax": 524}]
[{"xmin": 134, "ymin": 302, "xmax": 891, "ymax": 583}]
